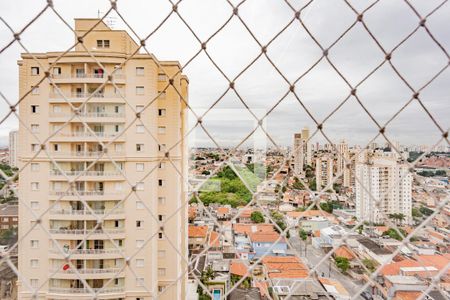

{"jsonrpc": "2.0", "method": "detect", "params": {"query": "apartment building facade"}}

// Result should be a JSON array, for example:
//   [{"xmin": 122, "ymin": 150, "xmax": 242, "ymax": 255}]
[
  {"xmin": 17, "ymin": 19, "xmax": 188, "ymax": 300},
  {"xmin": 315, "ymin": 156, "xmax": 334, "ymax": 190},
  {"xmin": 292, "ymin": 127, "xmax": 311, "ymax": 176},
  {"xmin": 355, "ymin": 151, "xmax": 412, "ymax": 225},
  {"xmin": 9, "ymin": 130, "xmax": 18, "ymax": 167}
]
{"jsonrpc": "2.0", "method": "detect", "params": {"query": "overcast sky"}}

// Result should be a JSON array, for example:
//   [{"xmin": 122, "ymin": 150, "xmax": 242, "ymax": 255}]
[{"xmin": 0, "ymin": 0, "xmax": 449, "ymax": 149}]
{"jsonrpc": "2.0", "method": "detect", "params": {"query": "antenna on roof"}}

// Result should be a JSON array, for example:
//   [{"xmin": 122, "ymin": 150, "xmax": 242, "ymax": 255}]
[
  {"xmin": 105, "ymin": 16, "xmax": 117, "ymax": 29},
  {"xmin": 96, "ymin": 10, "xmax": 117, "ymax": 29}
]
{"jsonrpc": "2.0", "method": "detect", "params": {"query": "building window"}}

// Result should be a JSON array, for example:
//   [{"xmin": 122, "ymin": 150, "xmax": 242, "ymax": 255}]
[
  {"xmin": 136, "ymin": 105, "xmax": 144, "ymax": 113},
  {"xmin": 136, "ymin": 240, "xmax": 144, "ymax": 248},
  {"xmin": 158, "ymin": 109, "xmax": 166, "ymax": 116},
  {"xmin": 53, "ymin": 105, "xmax": 62, "ymax": 113},
  {"xmin": 136, "ymin": 163, "xmax": 144, "ymax": 172},
  {"xmin": 30, "ymin": 240, "xmax": 39, "ymax": 249},
  {"xmin": 158, "ymin": 144, "xmax": 166, "ymax": 152},
  {"xmin": 158, "ymin": 250, "xmax": 166, "ymax": 258},
  {"xmin": 31, "ymin": 182, "xmax": 39, "ymax": 191},
  {"xmin": 31, "ymin": 124, "xmax": 39, "ymax": 133},
  {"xmin": 158, "ymin": 215, "xmax": 164, "ymax": 222},
  {"xmin": 53, "ymin": 144, "xmax": 59, "ymax": 152},
  {"xmin": 136, "ymin": 67, "xmax": 144, "ymax": 76},
  {"xmin": 158, "ymin": 179, "xmax": 165, "ymax": 187},
  {"xmin": 136, "ymin": 86, "xmax": 145, "ymax": 95},
  {"xmin": 115, "ymin": 182, "xmax": 122, "ymax": 191},
  {"xmin": 31, "ymin": 67, "xmax": 39, "ymax": 75},
  {"xmin": 159, "ymin": 162, "xmax": 165, "ymax": 169},
  {"xmin": 136, "ymin": 259, "xmax": 144, "ymax": 268},
  {"xmin": 158, "ymin": 74, "xmax": 167, "ymax": 81},
  {"xmin": 136, "ymin": 182, "xmax": 144, "ymax": 191},
  {"xmin": 158, "ymin": 231, "xmax": 164, "ymax": 239},
  {"xmin": 31, "ymin": 144, "xmax": 39, "ymax": 152},
  {"xmin": 136, "ymin": 220, "xmax": 143, "ymax": 228},
  {"xmin": 53, "ymin": 67, "xmax": 61, "ymax": 76},
  {"xmin": 136, "ymin": 201, "xmax": 144, "ymax": 210},
  {"xmin": 136, "ymin": 278, "xmax": 144, "ymax": 287},
  {"xmin": 158, "ymin": 268, "xmax": 166, "ymax": 276},
  {"xmin": 31, "ymin": 105, "xmax": 39, "ymax": 113},
  {"xmin": 31, "ymin": 201, "xmax": 39, "ymax": 209},
  {"xmin": 136, "ymin": 144, "xmax": 144, "ymax": 152},
  {"xmin": 30, "ymin": 259, "xmax": 39, "ymax": 268},
  {"xmin": 158, "ymin": 126, "xmax": 166, "ymax": 134},
  {"xmin": 136, "ymin": 125, "xmax": 144, "ymax": 133},
  {"xmin": 31, "ymin": 86, "xmax": 40, "ymax": 95},
  {"xmin": 97, "ymin": 40, "xmax": 110, "ymax": 48},
  {"xmin": 114, "ymin": 143, "xmax": 123, "ymax": 153},
  {"xmin": 31, "ymin": 163, "xmax": 39, "ymax": 172},
  {"xmin": 30, "ymin": 279, "xmax": 39, "ymax": 288},
  {"xmin": 158, "ymin": 286, "xmax": 164, "ymax": 292},
  {"xmin": 158, "ymin": 91, "xmax": 166, "ymax": 99},
  {"xmin": 158, "ymin": 197, "xmax": 166, "ymax": 205}
]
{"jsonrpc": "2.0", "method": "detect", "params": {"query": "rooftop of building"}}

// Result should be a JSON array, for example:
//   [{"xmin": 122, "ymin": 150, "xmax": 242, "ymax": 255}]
[{"xmin": 357, "ymin": 237, "xmax": 393, "ymax": 255}]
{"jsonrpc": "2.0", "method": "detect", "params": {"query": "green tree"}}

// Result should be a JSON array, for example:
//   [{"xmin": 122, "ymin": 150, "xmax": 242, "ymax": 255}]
[
  {"xmin": 382, "ymin": 228, "xmax": 407, "ymax": 241},
  {"xmin": 334, "ymin": 256, "xmax": 350, "ymax": 273},
  {"xmin": 411, "ymin": 207, "xmax": 422, "ymax": 218},
  {"xmin": 299, "ymin": 229, "xmax": 308, "ymax": 256},
  {"xmin": 419, "ymin": 206, "xmax": 433, "ymax": 216},
  {"xmin": 250, "ymin": 211, "xmax": 265, "ymax": 223},
  {"xmin": 362, "ymin": 258, "xmax": 377, "ymax": 272}
]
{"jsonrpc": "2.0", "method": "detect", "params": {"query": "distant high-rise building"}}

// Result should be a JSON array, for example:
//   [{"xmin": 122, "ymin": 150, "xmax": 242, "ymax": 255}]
[
  {"xmin": 293, "ymin": 133, "xmax": 303, "ymax": 175},
  {"xmin": 9, "ymin": 130, "xmax": 18, "ymax": 167},
  {"xmin": 293, "ymin": 127, "xmax": 311, "ymax": 176},
  {"xmin": 355, "ymin": 151, "xmax": 412, "ymax": 225},
  {"xmin": 337, "ymin": 140, "xmax": 350, "ymax": 187},
  {"xmin": 301, "ymin": 127, "xmax": 312, "ymax": 166},
  {"xmin": 17, "ymin": 18, "xmax": 188, "ymax": 300},
  {"xmin": 315, "ymin": 156, "xmax": 333, "ymax": 190}
]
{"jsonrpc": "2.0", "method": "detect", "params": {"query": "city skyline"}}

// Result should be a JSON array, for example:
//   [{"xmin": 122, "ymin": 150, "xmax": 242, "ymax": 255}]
[{"xmin": 0, "ymin": 0, "xmax": 449, "ymax": 147}]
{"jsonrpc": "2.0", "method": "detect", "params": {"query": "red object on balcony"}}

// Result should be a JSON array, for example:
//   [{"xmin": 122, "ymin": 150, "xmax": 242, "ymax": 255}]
[{"xmin": 62, "ymin": 264, "xmax": 70, "ymax": 271}]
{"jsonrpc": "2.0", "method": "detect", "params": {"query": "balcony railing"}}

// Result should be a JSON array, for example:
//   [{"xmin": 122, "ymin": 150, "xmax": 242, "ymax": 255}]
[
  {"xmin": 51, "ymin": 151, "xmax": 125, "ymax": 158},
  {"xmin": 50, "ymin": 112, "xmax": 125, "ymax": 118},
  {"xmin": 52, "ymin": 73, "xmax": 126, "ymax": 80},
  {"xmin": 49, "ymin": 228, "xmax": 125, "ymax": 235},
  {"xmin": 49, "ymin": 248, "xmax": 123, "ymax": 255},
  {"xmin": 50, "ymin": 208, "xmax": 124, "ymax": 215},
  {"xmin": 49, "ymin": 92, "xmax": 124, "ymax": 99},
  {"xmin": 57, "ymin": 132, "xmax": 123, "ymax": 138},
  {"xmin": 49, "ymin": 287, "xmax": 124, "ymax": 294},
  {"xmin": 51, "ymin": 267, "xmax": 122, "ymax": 274},
  {"xmin": 49, "ymin": 191, "xmax": 105, "ymax": 196},
  {"xmin": 50, "ymin": 170, "xmax": 123, "ymax": 177}
]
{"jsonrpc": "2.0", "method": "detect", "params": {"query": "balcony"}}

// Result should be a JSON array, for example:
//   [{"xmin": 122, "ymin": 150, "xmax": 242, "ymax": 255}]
[
  {"xmin": 49, "ymin": 191, "xmax": 126, "ymax": 201},
  {"xmin": 51, "ymin": 73, "xmax": 126, "ymax": 84},
  {"xmin": 49, "ymin": 228, "xmax": 126, "ymax": 240},
  {"xmin": 49, "ymin": 287, "xmax": 124, "ymax": 294},
  {"xmin": 49, "ymin": 208, "xmax": 125, "ymax": 220},
  {"xmin": 49, "ymin": 247, "xmax": 124, "ymax": 259},
  {"xmin": 50, "ymin": 151, "xmax": 126, "ymax": 160},
  {"xmin": 49, "ymin": 92, "xmax": 125, "ymax": 103},
  {"xmin": 49, "ymin": 170, "xmax": 124, "ymax": 181},
  {"xmin": 51, "ymin": 131, "xmax": 126, "ymax": 142},
  {"xmin": 49, "ymin": 267, "xmax": 125, "ymax": 280},
  {"xmin": 51, "ymin": 267, "xmax": 122, "ymax": 275},
  {"xmin": 49, "ymin": 112, "xmax": 126, "ymax": 123}
]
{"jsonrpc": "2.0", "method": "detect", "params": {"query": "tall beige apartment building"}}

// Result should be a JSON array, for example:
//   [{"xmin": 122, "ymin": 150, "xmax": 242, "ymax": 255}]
[
  {"xmin": 355, "ymin": 150, "xmax": 412, "ymax": 225},
  {"xmin": 292, "ymin": 127, "xmax": 311, "ymax": 176},
  {"xmin": 336, "ymin": 140, "xmax": 350, "ymax": 187},
  {"xmin": 17, "ymin": 19, "xmax": 188, "ymax": 300},
  {"xmin": 315, "ymin": 156, "xmax": 333, "ymax": 190}
]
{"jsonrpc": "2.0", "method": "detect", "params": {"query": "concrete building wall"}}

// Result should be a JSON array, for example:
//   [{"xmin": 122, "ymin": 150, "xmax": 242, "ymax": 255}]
[{"xmin": 17, "ymin": 19, "xmax": 187, "ymax": 300}]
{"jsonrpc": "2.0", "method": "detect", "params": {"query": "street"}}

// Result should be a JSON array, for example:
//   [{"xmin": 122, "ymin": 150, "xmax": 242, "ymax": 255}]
[{"xmin": 289, "ymin": 229, "xmax": 365, "ymax": 299}]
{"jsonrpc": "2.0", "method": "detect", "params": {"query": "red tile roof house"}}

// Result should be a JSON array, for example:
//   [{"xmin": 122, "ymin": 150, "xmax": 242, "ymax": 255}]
[
  {"xmin": 262, "ymin": 256, "xmax": 309, "ymax": 283},
  {"xmin": 215, "ymin": 206, "xmax": 231, "ymax": 220},
  {"xmin": 188, "ymin": 225, "xmax": 208, "ymax": 254}
]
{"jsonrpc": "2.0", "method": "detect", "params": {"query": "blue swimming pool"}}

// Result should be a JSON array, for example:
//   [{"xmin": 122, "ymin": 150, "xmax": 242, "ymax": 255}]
[{"xmin": 213, "ymin": 289, "xmax": 221, "ymax": 300}]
